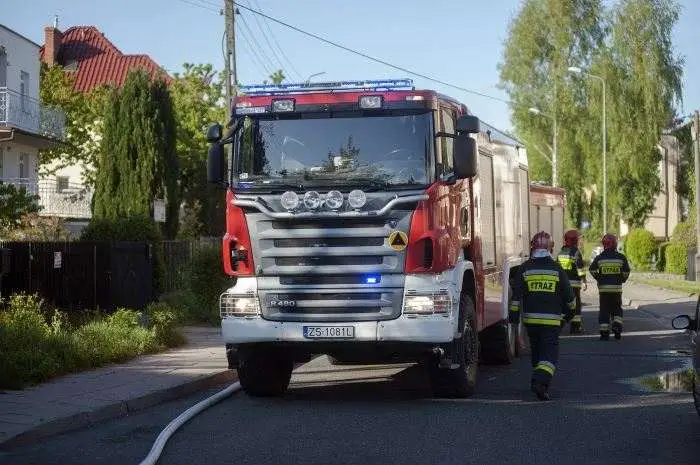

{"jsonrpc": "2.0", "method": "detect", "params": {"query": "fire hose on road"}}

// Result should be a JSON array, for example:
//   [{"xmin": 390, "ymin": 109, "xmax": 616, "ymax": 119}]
[{"xmin": 138, "ymin": 381, "xmax": 242, "ymax": 465}]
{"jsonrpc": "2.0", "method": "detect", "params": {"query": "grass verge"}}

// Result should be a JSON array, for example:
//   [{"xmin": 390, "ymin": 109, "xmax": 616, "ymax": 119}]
[
  {"xmin": 627, "ymin": 276, "xmax": 700, "ymax": 295},
  {"xmin": 0, "ymin": 294, "xmax": 186, "ymax": 390}
]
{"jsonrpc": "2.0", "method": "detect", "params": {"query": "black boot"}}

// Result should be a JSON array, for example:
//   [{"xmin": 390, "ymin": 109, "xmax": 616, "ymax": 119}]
[
  {"xmin": 570, "ymin": 322, "xmax": 584, "ymax": 334},
  {"xmin": 612, "ymin": 322, "xmax": 622, "ymax": 340},
  {"xmin": 531, "ymin": 382, "xmax": 551, "ymax": 401},
  {"xmin": 600, "ymin": 331, "xmax": 610, "ymax": 341}
]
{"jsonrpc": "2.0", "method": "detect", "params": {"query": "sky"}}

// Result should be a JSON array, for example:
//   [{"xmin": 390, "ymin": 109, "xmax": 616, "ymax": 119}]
[{"xmin": 3, "ymin": 0, "xmax": 699, "ymax": 132}]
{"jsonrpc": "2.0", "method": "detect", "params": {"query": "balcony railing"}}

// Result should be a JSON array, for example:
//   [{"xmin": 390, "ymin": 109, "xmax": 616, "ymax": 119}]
[
  {"xmin": 0, "ymin": 178, "xmax": 92, "ymax": 219},
  {"xmin": 0, "ymin": 87, "xmax": 66, "ymax": 141}
]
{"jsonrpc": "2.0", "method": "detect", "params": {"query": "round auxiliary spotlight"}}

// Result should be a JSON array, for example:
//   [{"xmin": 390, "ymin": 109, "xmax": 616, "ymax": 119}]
[
  {"xmin": 280, "ymin": 191, "xmax": 299, "ymax": 211},
  {"xmin": 303, "ymin": 191, "xmax": 322, "ymax": 210},
  {"xmin": 325, "ymin": 190, "xmax": 344, "ymax": 210},
  {"xmin": 348, "ymin": 189, "xmax": 367, "ymax": 209}
]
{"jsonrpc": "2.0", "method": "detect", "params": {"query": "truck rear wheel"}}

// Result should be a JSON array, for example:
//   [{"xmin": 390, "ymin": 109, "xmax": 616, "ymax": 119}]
[
  {"xmin": 480, "ymin": 320, "xmax": 518, "ymax": 364},
  {"xmin": 238, "ymin": 348, "xmax": 293, "ymax": 397},
  {"xmin": 430, "ymin": 294, "xmax": 478, "ymax": 398}
]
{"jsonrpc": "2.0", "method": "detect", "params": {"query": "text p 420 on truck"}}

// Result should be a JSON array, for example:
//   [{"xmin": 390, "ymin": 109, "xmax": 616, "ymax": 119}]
[{"xmin": 206, "ymin": 78, "xmax": 563, "ymax": 398}]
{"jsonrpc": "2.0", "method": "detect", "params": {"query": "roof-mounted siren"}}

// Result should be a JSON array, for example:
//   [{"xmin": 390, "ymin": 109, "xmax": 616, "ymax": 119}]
[
  {"xmin": 454, "ymin": 114, "xmax": 480, "ymax": 179},
  {"xmin": 238, "ymin": 78, "xmax": 415, "ymax": 96}
]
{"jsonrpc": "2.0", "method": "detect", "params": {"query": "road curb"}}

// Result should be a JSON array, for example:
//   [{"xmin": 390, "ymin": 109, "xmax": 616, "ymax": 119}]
[{"xmin": 0, "ymin": 370, "xmax": 237, "ymax": 451}]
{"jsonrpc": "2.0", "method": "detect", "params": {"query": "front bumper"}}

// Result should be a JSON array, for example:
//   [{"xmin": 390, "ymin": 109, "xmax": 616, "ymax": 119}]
[{"xmin": 221, "ymin": 314, "xmax": 456, "ymax": 344}]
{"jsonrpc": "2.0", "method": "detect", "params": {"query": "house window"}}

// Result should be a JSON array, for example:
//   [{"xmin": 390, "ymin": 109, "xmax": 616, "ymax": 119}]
[
  {"xmin": 0, "ymin": 47, "xmax": 7, "ymax": 87},
  {"xmin": 20, "ymin": 71, "xmax": 29, "ymax": 110},
  {"xmin": 19, "ymin": 153, "xmax": 28, "ymax": 179},
  {"xmin": 56, "ymin": 176, "xmax": 70, "ymax": 193}
]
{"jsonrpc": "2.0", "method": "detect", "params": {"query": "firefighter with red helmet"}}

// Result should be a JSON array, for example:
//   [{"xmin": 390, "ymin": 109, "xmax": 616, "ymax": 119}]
[
  {"xmin": 589, "ymin": 233, "xmax": 631, "ymax": 340},
  {"xmin": 557, "ymin": 230, "xmax": 587, "ymax": 334},
  {"xmin": 509, "ymin": 231, "xmax": 576, "ymax": 400}
]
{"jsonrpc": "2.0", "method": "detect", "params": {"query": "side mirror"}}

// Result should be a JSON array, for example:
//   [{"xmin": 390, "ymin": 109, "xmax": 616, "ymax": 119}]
[
  {"xmin": 456, "ymin": 115, "xmax": 480, "ymax": 134},
  {"xmin": 453, "ymin": 134, "xmax": 478, "ymax": 179},
  {"xmin": 672, "ymin": 314, "xmax": 696, "ymax": 330},
  {"xmin": 206, "ymin": 123, "xmax": 223, "ymax": 143},
  {"xmin": 207, "ymin": 143, "xmax": 226, "ymax": 186}
]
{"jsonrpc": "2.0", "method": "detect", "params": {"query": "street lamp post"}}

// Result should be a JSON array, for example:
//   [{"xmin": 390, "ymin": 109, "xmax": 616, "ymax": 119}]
[
  {"xmin": 305, "ymin": 72, "xmax": 326, "ymax": 84},
  {"xmin": 529, "ymin": 107, "xmax": 558, "ymax": 187},
  {"xmin": 568, "ymin": 66, "xmax": 607, "ymax": 233}
]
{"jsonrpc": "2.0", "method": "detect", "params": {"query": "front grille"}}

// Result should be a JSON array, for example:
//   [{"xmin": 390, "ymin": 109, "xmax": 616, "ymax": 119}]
[
  {"xmin": 274, "ymin": 237, "xmax": 384, "ymax": 248},
  {"xmin": 279, "ymin": 275, "xmax": 381, "ymax": 285},
  {"xmin": 271, "ymin": 219, "xmax": 386, "ymax": 229},
  {"xmin": 280, "ymin": 307, "xmax": 379, "ymax": 314},
  {"xmin": 275, "ymin": 256, "xmax": 383, "ymax": 267}
]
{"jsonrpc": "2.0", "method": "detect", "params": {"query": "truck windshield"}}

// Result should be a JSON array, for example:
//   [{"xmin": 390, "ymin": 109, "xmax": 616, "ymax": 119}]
[{"xmin": 233, "ymin": 111, "xmax": 433, "ymax": 189}]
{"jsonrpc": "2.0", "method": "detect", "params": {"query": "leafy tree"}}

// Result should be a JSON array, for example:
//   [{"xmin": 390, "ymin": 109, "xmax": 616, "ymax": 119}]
[
  {"xmin": 169, "ymin": 63, "xmax": 226, "ymax": 236},
  {"xmin": 0, "ymin": 183, "xmax": 41, "ymax": 231},
  {"xmin": 39, "ymin": 64, "xmax": 108, "ymax": 186},
  {"xmin": 498, "ymin": 0, "xmax": 606, "ymax": 229},
  {"xmin": 92, "ymin": 69, "xmax": 179, "ymax": 237},
  {"xmin": 268, "ymin": 70, "xmax": 285, "ymax": 85},
  {"xmin": 591, "ymin": 0, "xmax": 684, "ymax": 229}
]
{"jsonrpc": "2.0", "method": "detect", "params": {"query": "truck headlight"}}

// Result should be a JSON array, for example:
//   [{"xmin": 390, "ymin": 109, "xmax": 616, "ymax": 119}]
[
  {"xmin": 220, "ymin": 294, "xmax": 261, "ymax": 317},
  {"xmin": 403, "ymin": 291, "xmax": 451, "ymax": 315}
]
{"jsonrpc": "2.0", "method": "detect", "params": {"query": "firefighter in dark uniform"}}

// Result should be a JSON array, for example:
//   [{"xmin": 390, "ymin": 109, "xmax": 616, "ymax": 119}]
[
  {"xmin": 589, "ymin": 233, "xmax": 631, "ymax": 340},
  {"xmin": 509, "ymin": 231, "xmax": 576, "ymax": 401},
  {"xmin": 557, "ymin": 230, "xmax": 587, "ymax": 334}
]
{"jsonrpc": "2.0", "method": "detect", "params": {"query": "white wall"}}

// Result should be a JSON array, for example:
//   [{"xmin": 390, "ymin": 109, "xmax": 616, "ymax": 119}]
[
  {"xmin": 0, "ymin": 25, "xmax": 40, "ymax": 99},
  {"xmin": 0, "ymin": 141, "xmax": 39, "ymax": 183}
]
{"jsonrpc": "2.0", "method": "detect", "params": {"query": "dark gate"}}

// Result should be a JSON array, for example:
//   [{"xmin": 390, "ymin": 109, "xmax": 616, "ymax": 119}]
[{"xmin": 0, "ymin": 241, "xmax": 153, "ymax": 312}]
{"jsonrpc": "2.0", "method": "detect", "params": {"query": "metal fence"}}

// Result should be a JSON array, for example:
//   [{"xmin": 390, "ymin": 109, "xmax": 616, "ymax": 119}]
[
  {"xmin": 160, "ymin": 238, "xmax": 220, "ymax": 294},
  {"xmin": 0, "ymin": 87, "xmax": 66, "ymax": 140},
  {"xmin": 0, "ymin": 241, "xmax": 153, "ymax": 312}
]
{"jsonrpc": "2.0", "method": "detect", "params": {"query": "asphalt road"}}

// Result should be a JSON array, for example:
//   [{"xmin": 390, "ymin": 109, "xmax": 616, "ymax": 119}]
[{"xmin": 3, "ymin": 295, "xmax": 700, "ymax": 465}]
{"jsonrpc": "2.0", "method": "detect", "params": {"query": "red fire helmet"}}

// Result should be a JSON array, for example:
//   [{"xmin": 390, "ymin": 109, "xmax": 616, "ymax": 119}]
[
  {"xmin": 531, "ymin": 231, "xmax": 554, "ymax": 252},
  {"xmin": 602, "ymin": 233, "xmax": 617, "ymax": 250},
  {"xmin": 563, "ymin": 230, "xmax": 580, "ymax": 248}
]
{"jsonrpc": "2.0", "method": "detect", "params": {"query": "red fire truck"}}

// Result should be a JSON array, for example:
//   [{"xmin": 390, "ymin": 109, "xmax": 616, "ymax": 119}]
[{"xmin": 206, "ymin": 79, "xmax": 565, "ymax": 398}]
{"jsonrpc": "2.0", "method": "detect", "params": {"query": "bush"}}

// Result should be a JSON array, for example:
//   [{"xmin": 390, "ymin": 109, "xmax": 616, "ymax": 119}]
[
  {"xmin": 657, "ymin": 242, "xmax": 670, "ymax": 272},
  {"xmin": 625, "ymin": 228, "xmax": 657, "ymax": 271},
  {"xmin": 0, "ymin": 293, "xmax": 185, "ymax": 389},
  {"xmin": 672, "ymin": 220, "xmax": 696, "ymax": 249},
  {"xmin": 181, "ymin": 245, "xmax": 229, "ymax": 324},
  {"xmin": 664, "ymin": 241, "xmax": 688, "ymax": 275}
]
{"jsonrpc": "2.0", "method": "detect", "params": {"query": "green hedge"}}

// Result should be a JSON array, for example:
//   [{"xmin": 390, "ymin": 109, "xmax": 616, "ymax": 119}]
[
  {"xmin": 672, "ymin": 220, "xmax": 696, "ymax": 249},
  {"xmin": 657, "ymin": 242, "xmax": 670, "ymax": 272},
  {"xmin": 625, "ymin": 229, "xmax": 657, "ymax": 271},
  {"xmin": 664, "ymin": 241, "xmax": 688, "ymax": 275}
]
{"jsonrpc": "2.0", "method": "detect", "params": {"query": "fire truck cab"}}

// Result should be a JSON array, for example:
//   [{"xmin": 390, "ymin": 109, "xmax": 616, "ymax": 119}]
[{"xmin": 206, "ymin": 79, "xmax": 537, "ymax": 398}]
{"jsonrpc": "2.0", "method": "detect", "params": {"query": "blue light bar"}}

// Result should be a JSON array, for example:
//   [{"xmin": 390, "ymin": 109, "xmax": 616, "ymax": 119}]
[{"xmin": 238, "ymin": 78, "xmax": 414, "ymax": 96}]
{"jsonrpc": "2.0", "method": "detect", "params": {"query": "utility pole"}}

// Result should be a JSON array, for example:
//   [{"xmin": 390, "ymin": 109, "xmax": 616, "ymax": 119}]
[
  {"xmin": 693, "ymin": 110, "xmax": 700, "ymax": 281},
  {"xmin": 223, "ymin": 0, "xmax": 237, "ymax": 123}
]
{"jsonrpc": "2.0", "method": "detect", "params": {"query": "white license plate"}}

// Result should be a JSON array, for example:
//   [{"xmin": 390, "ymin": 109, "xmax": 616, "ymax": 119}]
[{"xmin": 303, "ymin": 326, "xmax": 355, "ymax": 339}]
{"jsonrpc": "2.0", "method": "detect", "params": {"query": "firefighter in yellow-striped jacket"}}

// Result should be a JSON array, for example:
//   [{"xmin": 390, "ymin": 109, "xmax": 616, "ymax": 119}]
[
  {"xmin": 509, "ymin": 231, "xmax": 576, "ymax": 401},
  {"xmin": 557, "ymin": 230, "xmax": 587, "ymax": 334},
  {"xmin": 589, "ymin": 234, "xmax": 631, "ymax": 340}
]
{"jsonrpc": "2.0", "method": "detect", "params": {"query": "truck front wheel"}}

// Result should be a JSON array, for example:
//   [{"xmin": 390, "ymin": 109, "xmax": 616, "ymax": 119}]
[
  {"xmin": 429, "ymin": 294, "xmax": 479, "ymax": 398},
  {"xmin": 237, "ymin": 347, "xmax": 293, "ymax": 397}
]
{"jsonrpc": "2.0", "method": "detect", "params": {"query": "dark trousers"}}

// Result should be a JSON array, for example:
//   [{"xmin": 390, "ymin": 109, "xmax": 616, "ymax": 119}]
[
  {"xmin": 570, "ymin": 287, "xmax": 583, "ymax": 327},
  {"xmin": 598, "ymin": 292, "xmax": 623, "ymax": 334},
  {"xmin": 526, "ymin": 325, "xmax": 560, "ymax": 387}
]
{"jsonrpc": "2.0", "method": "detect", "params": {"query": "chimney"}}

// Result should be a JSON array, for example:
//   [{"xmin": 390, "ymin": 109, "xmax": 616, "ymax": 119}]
[{"xmin": 43, "ymin": 25, "xmax": 63, "ymax": 67}]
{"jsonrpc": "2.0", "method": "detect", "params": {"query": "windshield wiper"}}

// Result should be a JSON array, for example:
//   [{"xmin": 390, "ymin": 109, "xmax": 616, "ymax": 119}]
[{"xmin": 233, "ymin": 180, "xmax": 306, "ymax": 192}]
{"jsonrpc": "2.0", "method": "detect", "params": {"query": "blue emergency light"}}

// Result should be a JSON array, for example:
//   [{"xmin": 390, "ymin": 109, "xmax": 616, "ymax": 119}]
[
  {"xmin": 363, "ymin": 274, "xmax": 381, "ymax": 284},
  {"xmin": 239, "ymin": 78, "xmax": 414, "ymax": 96}
]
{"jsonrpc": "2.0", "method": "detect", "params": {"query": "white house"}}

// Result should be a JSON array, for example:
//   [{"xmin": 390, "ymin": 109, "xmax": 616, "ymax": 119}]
[{"xmin": 0, "ymin": 23, "xmax": 65, "ymax": 213}]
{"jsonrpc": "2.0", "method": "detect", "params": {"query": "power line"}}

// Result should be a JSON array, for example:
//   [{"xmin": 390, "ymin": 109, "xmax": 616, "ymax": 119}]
[
  {"xmin": 237, "ymin": 23, "xmax": 273, "ymax": 76},
  {"xmin": 176, "ymin": 0, "xmax": 220, "ymax": 13},
  {"xmin": 245, "ymin": 0, "xmax": 303, "ymax": 81},
  {"xmin": 234, "ymin": 2, "xmax": 511, "ymax": 104},
  {"xmin": 238, "ymin": 12, "xmax": 276, "ymax": 75},
  {"xmin": 238, "ymin": 1, "xmax": 292, "ymax": 78}
]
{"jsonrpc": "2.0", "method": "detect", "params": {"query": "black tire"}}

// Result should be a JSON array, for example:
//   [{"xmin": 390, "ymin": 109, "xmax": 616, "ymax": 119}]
[
  {"xmin": 480, "ymin": 320, "xmax": 517, "ymax": 365},
  {"xmin": 430, "ymin": 294, "xmax": 479, "ymax": 398},
  {"xmin": 238, "ymin": 348, "xmax": 293, "ymax": 397}
]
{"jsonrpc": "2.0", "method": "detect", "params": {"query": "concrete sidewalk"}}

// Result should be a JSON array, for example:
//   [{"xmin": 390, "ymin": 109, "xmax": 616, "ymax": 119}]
[{"xmin": 0, "ymin": 326, "xmax": 235, "ymax": 450}]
